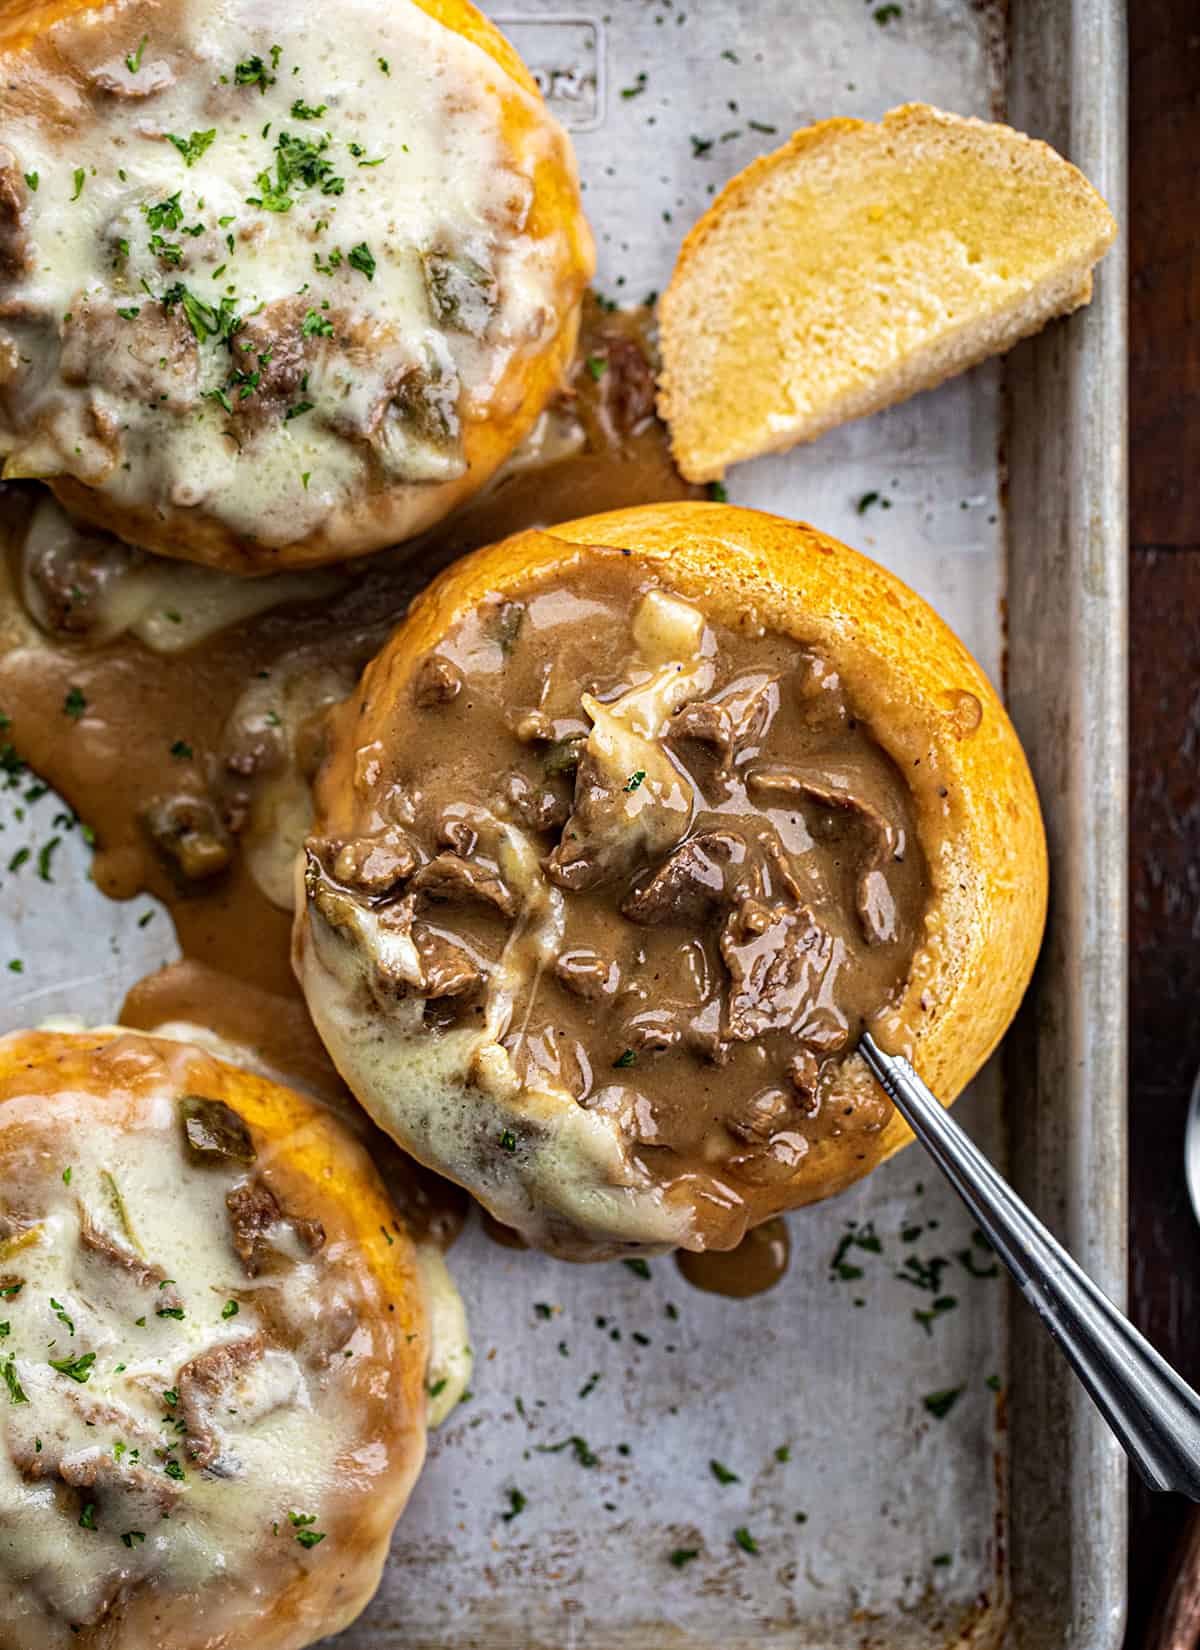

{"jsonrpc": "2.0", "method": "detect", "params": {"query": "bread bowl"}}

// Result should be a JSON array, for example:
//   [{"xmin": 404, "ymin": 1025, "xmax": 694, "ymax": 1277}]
[
  {"xmin": 0, "ymin": 1024, "xmax": 460, "ymax": 1649},
  {"xmin": 0, "ymin": 0, "xmax": 593, "ymax": 571},
  {"xmin": 293, "ymin": 500, "xmax": 1048, "ymax": 1259}
]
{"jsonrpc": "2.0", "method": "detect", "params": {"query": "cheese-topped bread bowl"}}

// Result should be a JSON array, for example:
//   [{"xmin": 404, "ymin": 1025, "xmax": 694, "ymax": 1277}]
[
  {"xmin": 293, "ymin": 501, "xmax": 1047, "ymax": 1259},
  {"xmin": 0, "ymin": 1025, "xmax": 457, "ymax": 1649},
  {"xmin": 0, "ymin": 0, "xmax": 593, "ymax": 571}
]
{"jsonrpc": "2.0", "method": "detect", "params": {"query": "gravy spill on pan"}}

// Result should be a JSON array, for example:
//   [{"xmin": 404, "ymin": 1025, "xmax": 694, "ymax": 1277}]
[
  {"xmin": 676, "ymin": 1218, "xmax": 792, "ymax": 1298},
  {"xmin": 0, "ymin": 300, "xmax": 708, "ymax": 1263}
]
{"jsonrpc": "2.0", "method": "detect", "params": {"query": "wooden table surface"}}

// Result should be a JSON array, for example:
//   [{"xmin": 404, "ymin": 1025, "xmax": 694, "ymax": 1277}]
[{"xmin": 1126, "ymin": 0, "xmax": 1200, "ymax": 1642}]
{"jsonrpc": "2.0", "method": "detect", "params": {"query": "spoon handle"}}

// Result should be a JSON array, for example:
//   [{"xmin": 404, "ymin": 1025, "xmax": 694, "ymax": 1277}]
[{"xmin": 859, "ymin": 1033, "xmax": 1200, "ymax": 1499}]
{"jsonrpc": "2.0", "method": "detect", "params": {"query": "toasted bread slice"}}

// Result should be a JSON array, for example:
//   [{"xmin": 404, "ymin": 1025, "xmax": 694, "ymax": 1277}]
[{"xmin": 657, "ymin": 103, "xmax": 1117, "ymax": 482}]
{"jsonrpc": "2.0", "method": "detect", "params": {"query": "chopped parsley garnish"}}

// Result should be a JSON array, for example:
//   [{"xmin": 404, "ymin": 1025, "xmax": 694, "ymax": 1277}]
[
  {"xmin": 498, "ymin": 1129, "xmax": 518, "ymax": 1153},
  {"xmin": 985, "ymin": 1373, "xmax": 1002, "ymax": 1392},
  {"xmin": 169, "ymin": 739, "xmax": 193, "ymax": 760},
  {"xmin": 63, "ymin": 686, "xmax": 86, "ymax": 720},
  {"xmin": 234, "ymin": 54, "xmax": 276, "ymax": 93},
  {"xmin": 167, "ymin": 129, "xmax": 216, "ymax": 167},
  {"xmin": 874, "ymin": 3, "xmax": 903, "ymax": 22},
  {"xmin": 585, "ymin": 354, "xmax": 607, "ymax": 381},
  {"xmin": 163, "ymin": 1459, "xmax": 185, "ymax": 1481},
  {"xmin": 49, "ymin": 1297, "xmax": 75, "ymax": 1335},
  {"xmin": 162, "ymin": 1387, "xmax": 179, "ymax": 1408},
  {"xmin": 612, "ymin": 1049, "xmax": 637, "ymax": 1070},
  {"xmin": 301, "ymin": 307, "xmax": 334, "ymax": 338},
  {"xmin": 289, "ymin": 1511, "xmax": 325, "ymax": 1548},
  {"xmin": 121, "ymin": 1530, "xmax": 146, "ymax": 1547},
  {"xmin": 23, "ymin": 171, "xmax": 37, "ymax": 192},
  {"xmin": 284, "ymin": 400, "xmax": 314, "ymax": 422},
  {"xmin": 221, "ymin": 1300, "xmax": 239, "ymax": 1319},
  {"xmin": 249, "ymin": 129, "xmax": 345, "ymax": 212},
  {"xmin": 709, "ymin": 1459, "xmax": 739, "ymax": 1485},
  {"xmin": 61, "ymin": 1167, "xmax": 72, "ymax": 1186},
  {"xmin": 37, "ymin": 837, "xmax": 61, "ymax": 883},
  {"xmin": 690, "ymin": 135, "xmax": 714, "ymax": 157},
  {"xmin": 733, "ymin": 1527, "xmax": 759, "ymax": 1555},
  {"xmin": 932, "ymin": 1551, "xmax": 952, "ymax": 1566},
  {"xmin": 71, "ymin": 168, "xmax": 86, "ymax": 201},
  {"xmin": 427, "ymin": 1377, "xmax": 448, "ymax": 1398},
  {"xmin": 0, "ymin": 1284, "xmax": 22, "ymax": 1300},
  {"xmin": 623, "ymin": 769, "xmax": 645, "ymax": 792},
  {"xmin": 117, "ymin": 306, "xmax": 140, "ymax": 320},
  {"xmin": 0, "ymin": 1324, "xmax": 8, "ymax": 1338},
  {"xmin": 7, "ymin": 849, "xmax": 29, "ymax": 874},
  {"xmin": 161, "ymin": 282, "xmax": 240, "ymax": 345},
  {"xmin": 156, "ymin": 1305, "xmax": 185, "ymax": 1320},
  {"xmin": 125, "ymin": 34, "xmax": 148, "ymax": 73},
  {"xmin": 49, "ymin": 1351, "xmax": 96, "ymax": 1384},
  {"xmin": 145, "ymin": 193, "xmax": 184, "ymax": 233},
  {"xmin": 922, "ymin": 1386, "xmax": 964, "ymax": 1420},
  {"xmin": 290, "ymin": 98, "xmax": 327, "ymax": 119},
  {"xmin": 856, "ymin": 490, "xmax": 891, "ymax": 514},
  {"xmin": 347, "ymin": 242, "xmax": 375, "ymax": 281},
  {"xmin": 534, "ymin": 1435, "xmax": 598, "ymax": 1468},
  {"xmin": 1, "ymin": 1357, "xmax": 28, "ymax": 1404},
  {"xmin": 78, "ymin": 1502, "xmax": 98, "ymax": 1530},
  {"xmin": 774, "ymin": 1445, "xmax": 791, "ymax": 1463},
  {"xmin": 707, "ymin": 480, "xmax": 728, "ymax": 502},
  {"xmin": 378, "ymin": 56, "xmax": 390, "ymax": 73},
  {"xmin": 578, "ymin": 1372, "xmax": 601, "ymax": 1399},
  {"xmin": 501, "ymin": 1487, "xmax": 526, "ymax": 1521},
  {"xmin": 620, "ymin": 72, "xmax": 648, "ymax": 99},
  {"xmin": 622, "ymin": 1257, "xmax": 650, "ymax": 1279},
  {"xmin": 669, "ymin": 1547, "xmax": 699, "ymax": 1568}
]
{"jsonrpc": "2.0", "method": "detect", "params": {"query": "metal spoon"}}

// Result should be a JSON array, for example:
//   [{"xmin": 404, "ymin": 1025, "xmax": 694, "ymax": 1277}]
[{"xmin": 860, "ymin": 1033, "xmax": 1200, "ymax": 1498}]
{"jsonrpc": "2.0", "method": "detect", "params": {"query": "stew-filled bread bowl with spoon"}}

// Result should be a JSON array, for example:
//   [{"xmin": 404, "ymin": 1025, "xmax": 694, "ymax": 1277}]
[
  {"xmin": 0, "ymin": 1024, "xmax": 464, "ymax": 1650},
  {"xmin": 0, "ymin": 0, "xmax": 593, "ymax": 572},
  {"xmin": 293, "ymin": 500, "xmax": 1048, "ymax": 1259}
]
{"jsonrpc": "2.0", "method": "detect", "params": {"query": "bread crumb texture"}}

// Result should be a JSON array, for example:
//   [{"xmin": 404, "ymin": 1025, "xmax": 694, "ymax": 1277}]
[{"xmin": 657, "ymin": 102, "xmax": 1117, "ymax": 481}]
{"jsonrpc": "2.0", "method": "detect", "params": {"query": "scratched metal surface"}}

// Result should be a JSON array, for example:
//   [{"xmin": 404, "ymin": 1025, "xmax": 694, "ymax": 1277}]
[{"xmin": 0, "ymin": 1, "xmax": 1126, "ymax": 1646}]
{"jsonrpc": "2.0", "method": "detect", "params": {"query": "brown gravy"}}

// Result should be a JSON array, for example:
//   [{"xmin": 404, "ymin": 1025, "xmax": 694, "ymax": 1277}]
[
  {"xmin": 306, "ymin": 551, "xmax": 927, "ymax": 1246},
  {"xmin": 0, "ymin": 300, "xmax": 687, "ymax": 1253},
  {"xmin": 676, "ymin": 1217, "xmax": 792, "ymax": 1298}
]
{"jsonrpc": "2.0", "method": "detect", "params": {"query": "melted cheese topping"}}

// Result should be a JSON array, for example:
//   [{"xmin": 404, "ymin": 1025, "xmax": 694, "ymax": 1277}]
[
  {"xmin": 0, "ymin": 1029, "xmax": 432, "ymax": 1649},
  {"xmin": 0, "ymin": 0, "xmax": 588, "ymax": 556}
]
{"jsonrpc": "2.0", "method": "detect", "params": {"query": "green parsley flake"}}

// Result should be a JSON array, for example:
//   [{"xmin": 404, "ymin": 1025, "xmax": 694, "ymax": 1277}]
[
  {"xmin": 922, "ymin": 1386, "xmax": 964, "ymax": 1420},
  {"xmin": 622, "ymin": 1257, "xmax": 651, "ymax": 1279},
  {"xmin": 168, "ymin": 129, "xmax": 216, "ymax": 167},
  {"xmin": 1, "ymin": 1356, "xmax": 28, "ymax": 1404},
  {"xmin": 221, "ymin": 1300, "xmax": 239, "ymax": 1319},
  {"xmin": 63, "ymin": 686, "xmax": 86, "ymax": 720},
  {"xmin": 378, "ymin": 56, "xmax": 390, "ymax": 73},
  {"xmin": 707, "ymin": 481, "xmax": 728, "ymax": 502},
  {"xmin": 169, "ymin": 739, "xmax": 193, "ymax": 760},
  {"xmin": 501, "ymin": 1487, "xmax": 526, "ymax": 1521},
  {"xmin": 620, "ymin": 72, "xmax": 648, "ymax": 99},
  {"xmin": 585, "ymin": 354, "xmax": 607, "ymax": 381},
  {"xmin": 121, "ymin": 1530, "xmax": 146, "ymax": 1547},
  {"xmin": 156, "ymin": 1305, "xmax": 185, "ymax": 1321},
  {"xmin": 623, "ymin": 769, "xmax": 646, "ymax": 792},
  {"xmin": 23, "ymin": 172, "xmax": 37, "ymax": 193},
  {"xmin": 668, "ymin": 1548, "xmax": 699, "ymax": 1568},
  {"xmin": 710, "ymin": 1459, "xmax": 739, "ymax": 1485},
  {"xmin": 117, "ymin": 306, "xmax": 140, "ymax": 320},
  {"xmin": 37, "ymin": 837, "xmax": 61, "ymax": 883},
  {"xmin": 234, "ymin": 54, "xmax": 276, "ymax": 93},
  {"xmin": 163, "ymin": 1459, "xmax": 185, "ymax": 1481},
  {"xmin": 71, "ymin": 168, "xmax": 86, "ymax": 201},
  {"xmin": 125, "ymin": 35, "xmax": 148, "ymax": 73},
  {"xmin": 49, "ymin": 1351, "xmax": 95, "ymax": 1384},
  {"xmin": 733, "ymin": 1526, "xmax": 759, "ymax": 1555},
  {"xmin": 78, "ymin": 1502, "xmax": 98, "ymax": 1530},
  {"xmin": 612, "ymin": 1049, "xmax": 637, "ymax": 1070},
  {"xmin": 284, "ymin": 400, "xmax": 314, "ymax": 422},
  {"xmin": 290, "ymin": 98, "xmax": 327, "ymax": 119},
  {"xmin": 498, "ymin": 1129, "xmax": 518, "ymax": 1153},
  {"xmin": 347, "ymin": 242, "xmax": 375, "ymax": 281},
  {"xmin": 301, "ymin": 308, "xmax": 334, "ymax": 338}
]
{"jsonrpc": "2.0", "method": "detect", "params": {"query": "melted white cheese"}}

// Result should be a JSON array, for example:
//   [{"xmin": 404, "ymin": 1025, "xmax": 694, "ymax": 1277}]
[{"xmin": 0, "ymin": 0, "xmax": 584, "ymax": 551}]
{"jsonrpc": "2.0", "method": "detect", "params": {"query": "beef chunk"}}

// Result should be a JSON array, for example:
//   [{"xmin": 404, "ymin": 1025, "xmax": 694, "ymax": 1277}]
[
  {"xmin": 420, "ymin": 247, "xmax": 498, "ymax": 337},
  {"xmin": 747, "ymin": 764, "xmax": 901, "ymax": 944},
  {"xmin": 177, "ymin": 1334, "xmax": 264, "ymax": 1469},
  {"xmin": 180, "ymin": 1096, "xmax": 256, "ymax": 1165},
  {"xmin": 77, "ymin": 1205, "xmax": 177, "ymax": 1296},
  {"xmin": 0, "ymin": 150, "xmax": 30, "ymax": 280},
  {"xmin": 21, "ymin": 511, "xmax": 140, "ymax": 638},
  {"xmin": 555, "ymin": 948, "xmax": 620, "ymax": 1001},
  {"xmin": 312, "ymin": 826, "xmax": 418, "ymax": 896},
  {"xmin": 225, "ymin": 1180, "xmax": 324, "ymax": 1277},
  {"xmin": 587, "ymin": 332, "xmax": 657, "ymax": 438},
  {"xmin": 719, "ymin": 898, "xmax": 837, "ymax": 1042},
  {"xmin": 621, "ymin": 829, "xmax": 746, "ymax": 926},
  {"xmin": 60, "ymin": 298, "xmax": 199, "ymax": 414},
  {"xmin": 413, "ymin": 654, "xmax": 463, "ymax": 708},
  {"xmin": 411, "ymin": 851, "xmax": 517, "ymax": 916},
  {"xmin": 503, "ymin": 770, "xmax": 571, "ymax": 832},
  {"xmin": 670, "ymin": 675, "xmax": 779, "ymax": 771},
  {"xmin": 727, "ymin": 1086, "xmax": 792, "ymax": 1144},
  {"xmin": 413, "ymin": 926, "xmax": 482, "ymax": 998},
  {"xmin": 142, "ymin": 794, "xmax": 233, "ymax": 880}
]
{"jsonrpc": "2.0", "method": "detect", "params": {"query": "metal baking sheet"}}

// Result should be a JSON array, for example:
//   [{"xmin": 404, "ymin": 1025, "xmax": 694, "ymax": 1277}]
[{"xmin": 0, "ymin": 0, "xmax": 1127, "ymax": 1645}]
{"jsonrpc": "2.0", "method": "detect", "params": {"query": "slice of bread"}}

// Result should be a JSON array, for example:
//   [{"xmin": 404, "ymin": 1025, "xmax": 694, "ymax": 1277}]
[{"xmin": 657, "ymin": 103, "xmax": 1117, "ymax": 482}]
